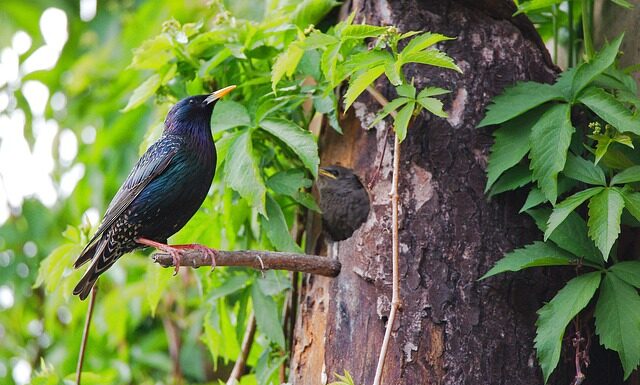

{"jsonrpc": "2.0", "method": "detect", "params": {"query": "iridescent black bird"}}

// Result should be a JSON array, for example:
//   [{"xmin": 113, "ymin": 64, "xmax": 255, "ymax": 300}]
[
  {"xmin": 317, "ymin": 165, "xmax": 370, "ymax": 242},
  {"xmin": 72, "ymin": 85, "xmax": 235, "ymax": 300}
]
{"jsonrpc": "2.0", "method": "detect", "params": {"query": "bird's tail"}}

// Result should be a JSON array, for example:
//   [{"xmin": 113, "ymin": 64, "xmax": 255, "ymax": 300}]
[{"xmin": 73, "ymin": 239, "xmax": 112, "ymax": 300}]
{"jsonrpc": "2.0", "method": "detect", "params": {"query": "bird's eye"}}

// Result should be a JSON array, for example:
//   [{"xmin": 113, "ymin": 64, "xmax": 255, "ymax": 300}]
[{"xmin": 189, "ymin": 99, "xmax": 195, "ymax": 104}]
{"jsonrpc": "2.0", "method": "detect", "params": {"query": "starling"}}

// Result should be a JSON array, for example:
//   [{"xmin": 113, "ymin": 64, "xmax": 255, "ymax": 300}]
[
  {"xmin": 317, "ymin": 165, "xmax": 370, "ymax": 242},
  {"xmin": 72, "ymin": 85, "xmax": 235, "ymax": 300}
]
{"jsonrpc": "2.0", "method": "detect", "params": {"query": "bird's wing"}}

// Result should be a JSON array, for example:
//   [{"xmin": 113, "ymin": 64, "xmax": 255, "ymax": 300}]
[{"xmin": 77, "ymin": 139, "xmax": 180, "ymax": 262}]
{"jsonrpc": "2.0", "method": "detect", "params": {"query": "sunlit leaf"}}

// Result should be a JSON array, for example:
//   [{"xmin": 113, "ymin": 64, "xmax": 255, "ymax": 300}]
[
  {"xmin": 260, "ymin": 118, "xmax": 319, "ymax": 177},
  {"xmin": 224, "ymin": 132, "xmax": 266, "ymax": 215},
  {"xmin": 251, "ymin": 282, "xmax": 286, "ymax": 348},
  {"xmin": 480, "ymin": 241, "xmax": 575, "ymax": 280}
]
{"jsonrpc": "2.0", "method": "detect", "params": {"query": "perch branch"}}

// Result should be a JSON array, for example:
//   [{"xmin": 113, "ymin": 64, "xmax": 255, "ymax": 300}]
[{"xmin": 152, "ymin": 249, "xmax": 341, "ymax": 277}]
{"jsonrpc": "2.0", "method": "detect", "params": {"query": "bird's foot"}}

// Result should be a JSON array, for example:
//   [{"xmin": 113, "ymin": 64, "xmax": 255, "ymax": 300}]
[
  {"xmin": 136, "ymin": 238, "xmax": 217, "ymax": 275},
  {"xmin": 171, "ymin": 244, "xmax": 217, "ymax": 271}
]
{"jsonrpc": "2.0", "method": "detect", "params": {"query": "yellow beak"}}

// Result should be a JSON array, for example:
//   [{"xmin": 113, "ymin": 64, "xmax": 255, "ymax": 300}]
[
  {"xmin": 205, "ymin": 85, "xmax": 236, "ymax": 104},
  {"xmin": 319, "ymin": 168, "xmax": 337, "ymax": 179}
]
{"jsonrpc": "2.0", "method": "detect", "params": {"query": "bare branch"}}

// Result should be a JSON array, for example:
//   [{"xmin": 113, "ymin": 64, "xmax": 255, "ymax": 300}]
[
  {"xmin": 152, "ymin": 249, "xmax": 341, "ymax": 277},
  {"xmin": 227, "ymin": 312, "xmax": 256, "ymax": 385}
]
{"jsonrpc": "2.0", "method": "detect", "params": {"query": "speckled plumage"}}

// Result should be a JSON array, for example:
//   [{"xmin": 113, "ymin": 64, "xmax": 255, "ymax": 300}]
[
  {"xmin": 73, "ymin": 93, "xmax": 221, "ymax": 299},
  {"xmin": 317, "ymin": 165, "xmax": 370, "ymax": 242}
]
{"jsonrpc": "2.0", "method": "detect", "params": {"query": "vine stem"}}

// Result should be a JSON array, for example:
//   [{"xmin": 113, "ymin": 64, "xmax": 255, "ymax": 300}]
[
  {"xmin": 368, "ymin": 88, "xmax": 402, "ymax": 385},
  {"xmin": 226, "ymin": 311, "xmax": 256, "ymax": 385},
  {"xmin": 76, "ymin": 285, "xmax": 97, "ymax": 385}
]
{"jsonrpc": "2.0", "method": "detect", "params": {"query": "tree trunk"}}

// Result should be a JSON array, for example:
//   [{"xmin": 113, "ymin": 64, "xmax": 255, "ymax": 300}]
[{"xmin": 290, "ymin": 1, "xmax": 565, "ymax": 384}]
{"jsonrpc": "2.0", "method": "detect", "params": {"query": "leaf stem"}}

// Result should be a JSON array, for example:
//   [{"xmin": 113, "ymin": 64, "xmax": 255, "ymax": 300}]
[
  {"xmin": 76, "ymin": 285, "xmax": 98, "ymax": 385},
  {"xmin": 581, "ymin": 0, "xmax": 594, "ymax": 61}
]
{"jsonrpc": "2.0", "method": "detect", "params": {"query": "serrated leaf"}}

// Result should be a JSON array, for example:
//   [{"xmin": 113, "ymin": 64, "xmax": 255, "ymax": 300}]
[
  {"xmin": 521, "ymin": 178, "xmax": 576, "ymax": 213},
  {"xmin": 400, "ymin": 50, "xmax": 462, "ymax": 73},
  {"xmin": 528, "ymin": 209, "xmax": 602, "ymax": 265},
  {"xmin": 400, "ymin": 32, "xmax": 454, "ymax": 56},
  {"xmin": 529, "ymin": 103, "xmax": 575, "ymax": 204},
  {"xmin": 343, "ymin": 65, "xmax": 385, "ymax": 111},
  {"xmin": 384, "ymin": 60, "xmax": 402, "ymax": 86},
  {"xmin": 341, "ymin": 24, "xmax": 389, "ymax": 39},
  {"xmin": 478, "ymin": 82, "xmax": 563, "ymax": 127},
  {"xmin": 545, "ymin": 187, "xmax": 604, "ymax": 240},
  {"xmin": 368, "ymin": 97, "xmax": 409, "ymax": 128},
  {"xmin": 302, "ymin": 31, "xmax": 339, "ymax": 49},
  {"xmin": 394, "ymin": 101, "xmax": 415, "ymax": 142},
  {"xmin": 587, "ymin": 188, "xmax": 624, "ymax": 260},
  {"xmin": 485, "ymin": 112, "xmax": 534, "ymax": 191},
  {"xmin": 130, "ymin": 34, "xmax": 173, "ymax": 70},
  {"xmin": 536, "ymin": 272, "xmax": 602, "ymax": 383},
  {"xmin": 34, "ymin": 243, "xmax": 82, "ymax": 293},
  {"xmin": 488, "ymin": 164, "xmax": 531, "ymax": 197},
  {"xmin": 594, "ymin": 273, "xmax": 640, "ymax": 379},
  {"xmin": 610, "ymin": 261, "xmax": 640, "ymax": 288},
  {"xmin": 272, "ymin": 43, "xmax": 304, "ymax": 90},
  {"xmin": 291, "ymin": 0, "xmax": 340, "ymax": 28},
  {"xmin": 262, "ymin": 195, "xmax": 303, "ymax": 253},
  {"xmin": 340, "ymin": 50, "xmax": 392, "ymax": 82},
  {"xmin": 321, "ymin": 42, "xmax": 342, "ymax": 87},
  {"xmin": 611, "ymin": 165, "xmax": 640, "ymax": 185},
  {"xmin": 417, "ymin": 97, "xmax": 447, "ymax": 117},
  {"xmin": 571, "ymin": 34, "xmax": 624, "ymax": 99},
  {"xmin": 224, "ymin": 132, "xmax": 266, "ymax": 215},
  {"xmin": 563, "ymin": 154, "xmax": 606, "ymax": 185},
  {"xmin": 266, "ymin": 170, "xmax": 319, "ymax": 212},
  {"xmin": 251, "ymin": 282, "xmax": 286, "ymax": 348},
  {"xmin": 417, "ymin": 87, "xmax": 450, "ymax": 98},
  {"xmin": 480, "ymin": 241, "xmax": 575, "ymax": 280},
  {"xmin": 211, "ymin": 100, "xmax": 251, "ymax": 134},
  {"xmin": 123, "ymin": 73, "xmax": 161, "ymax": 111},
  {"xmin": 622, "ymin": 191, "xmax": 640, "ymax": 221},
  {"xmin": 260, "ymin": 118, "xmax": 319, "ymax": 177},
  {"xmin": 396, "ymin": 84, "xmax": 416, "ymax": 99},
  {"xmin": 578, "ymin": 87, "xmax": 640, "ymax": 135}
]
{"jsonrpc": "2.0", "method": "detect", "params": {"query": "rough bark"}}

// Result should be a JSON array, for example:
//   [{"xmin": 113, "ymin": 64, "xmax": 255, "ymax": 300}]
[{"xmin": 291, "ymin": 1, "xmax": 565, "ymax": 384}]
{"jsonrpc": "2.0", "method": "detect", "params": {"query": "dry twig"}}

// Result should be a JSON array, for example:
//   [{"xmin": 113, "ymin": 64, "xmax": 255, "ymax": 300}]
[
  {"xmin": 76, "ymin": 286, "xmax": 98, "ymax": 385},
  {"xmin": 227, "ymin": 312, "xmax": 257, "ymax": 385}
]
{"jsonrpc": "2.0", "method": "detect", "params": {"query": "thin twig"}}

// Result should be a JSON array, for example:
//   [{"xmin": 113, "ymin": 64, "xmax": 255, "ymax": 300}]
[
  {"xmin": 366, "ymin": 86, "xmax": 397, "ymax": 189},
  {"xmin": 226, "ymin": 312, "xmax": 257, "ymax": 385},
  {"xmin": 162, "ymin": 301, "xmax": 183, "ymax": 383},
  {"xmin": 152, "ymin": 249, "xmax": 341, "ymax": 277},
  {"xmin": 76, "ymin": 285, "xmax": 98, "ymax": 385},
  {"xmin": 365, "ymin": 86, "xmax": 402, "ymax": 385}
]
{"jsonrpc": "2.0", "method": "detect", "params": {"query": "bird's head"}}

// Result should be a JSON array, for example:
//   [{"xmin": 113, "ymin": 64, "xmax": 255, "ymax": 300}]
[
  {"xmin": 164, "ymin": 85, "xmax": 235, "ymax": 134},
  {"xmin": 317, "ymin": 165, "xmax": 362, "ymax": 191}
]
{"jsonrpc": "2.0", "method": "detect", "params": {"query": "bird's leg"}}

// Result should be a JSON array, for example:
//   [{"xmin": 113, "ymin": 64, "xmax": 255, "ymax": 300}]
[
  {"xmin": 170, "ymin": 244, "xmax": 217, "ymax": 271},
  {"xmin": 135, "ymin": 237, "xmax": 186, "ymax": 275},
  {"xmin": 135, "ymin": 237, "xmax": 217, "ymax": 274}
]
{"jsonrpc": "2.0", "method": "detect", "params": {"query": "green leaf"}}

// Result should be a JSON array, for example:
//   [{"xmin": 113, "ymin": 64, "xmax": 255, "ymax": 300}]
[
  {"xmin": 571, "ymin": 34, "xmax": 624, "ymax": 99},
  {"xmin": 321, "ymin": 42, "xmax": 342, "ymax": 87},
  {"xmin": 480, "ymin": 241, "xmax": 575, "ymax": 280},
  {"xmin": 610, "ymin": 261, "xmax": 640, "ymax": 288},
  {"xmin": 417, "ymin": 87, "xmax": 450, "ymax": 98},
  {"xmin": 343, "ymin": 65, "xmax": 385, "ymax": 111},
  {"xmin": 394, "ymin": 101, "xmax": 415, "ymax": 142},
  {"xmin": 368, "ymin": 97, "xmax": 410, "ymax": 128},
  {"xmin": 384, "ymin": 59, "xmax": 402, "ymax": 86},
  {"xmin": 396, "ymin": 84, "xmax": 416, "ymax": 99},
  {"xmin": 341, "ymin": 24, "xmax": 389, "ymax": 39},
  {"xmin": 340, "ymin": 50, "xmax": 391, "ymax": 81},
  {"xmin": 587, "ymin": 188, "xmax": 624, "ymax": 260},
  {"xmin": 478, "ymin": 82, "xmax": 563, "ymax": 127},
  {"xmin": 622, "ymin": 191, "xmax": 640, "ymax": 221},
  {"xmin": 251, "ymin": 282, "xmax": 286, "ymax": 348},
  {"xmin": 260, "ymin": 118, "xmax": 319, "ymax": 177},
  {"xmin": 610, "ymin": 0, "xmax": 634, "ymax": 9},
  {"xmin": 34, "ymin": 243, "xmax": 82, "ymax": 293},
  {"xmin": 302, "ymin": 31, "xmax": 340, "ymax": 49},
  {"xmin": 211, "ymin": 100, "xmax": 251, "ymax": 134},
  {"xmin": 485, "ymin": 112, "xmax": 534, "ymax": 191},
  {"xmin": 400, "ymin": 50, "xmax": 462, "ymax": 73},
  {"xmin": 611, "ymin": 165, "xmax": 640, "ymax": 185},
  {"xmin": 262, "ymin": 195, "xmax": 303, "ymax": 253},
  {"xmin": 224, "ymin": 132, "xmax": 266, "ymax": 215},
  {"xmin": 594, "ymin": 273, "xmax": 640, "ymax": 379},
  {"xmin": 578, "ymin": 87, "xmax": 640, "ymax": 135},
  {"xmin": 528, "ymin": 209, "xmax": 602, "ymax": 265},
  {"xmin": 122, "ymin": 73, "xmax": 161, "ymax": 111},
  {"xmin": 130, "ymin": 35, "xmax": 173, "ymax": 70},
  {"xmin": 266, "ymin": 170, "xmax": 319, "ymax": 212},
  {"xmin": 488, "ymin": 164, "xmax": 531, "ymax": 197},
  {"xmin": 535, "ymin": 272, "xmax": 602, "ymax": 383},
  {"xmin": 400, "ymin": 32, "xmax": 455, "ymax": 56},
  {"xmin": 529, "ymin": 103, "xmax": 574, "ymax": 204},
  {"xmin": 291, "ymin": 0, "xmax": 340, "ymax": 28},
  {"xmin": 545, "ymin": 187, "xmax": 604, "ymax": 240},
  {"xmin": 563, "ymin": 154, "xmax": 606, "ymax": 186},
  {"xmin": 271, "ymin": 43, "xmax": 304, "ymax": 90},
  {"xmin": 417, "ymin": 97, "xmax": 447, "ymax": 118},
  {"xmin": 145, "ymin": 263, "xmax": 173, "ymax": 317},
  {"xmin": 515, "ymin": 0, "xmax": 564, "ymax": 14}
]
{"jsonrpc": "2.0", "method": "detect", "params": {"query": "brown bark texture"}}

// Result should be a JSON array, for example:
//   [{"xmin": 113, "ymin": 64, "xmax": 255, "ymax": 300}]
[{"xmin": 290, "ymin": 1, "xmax": 564, "ymax": 385}]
